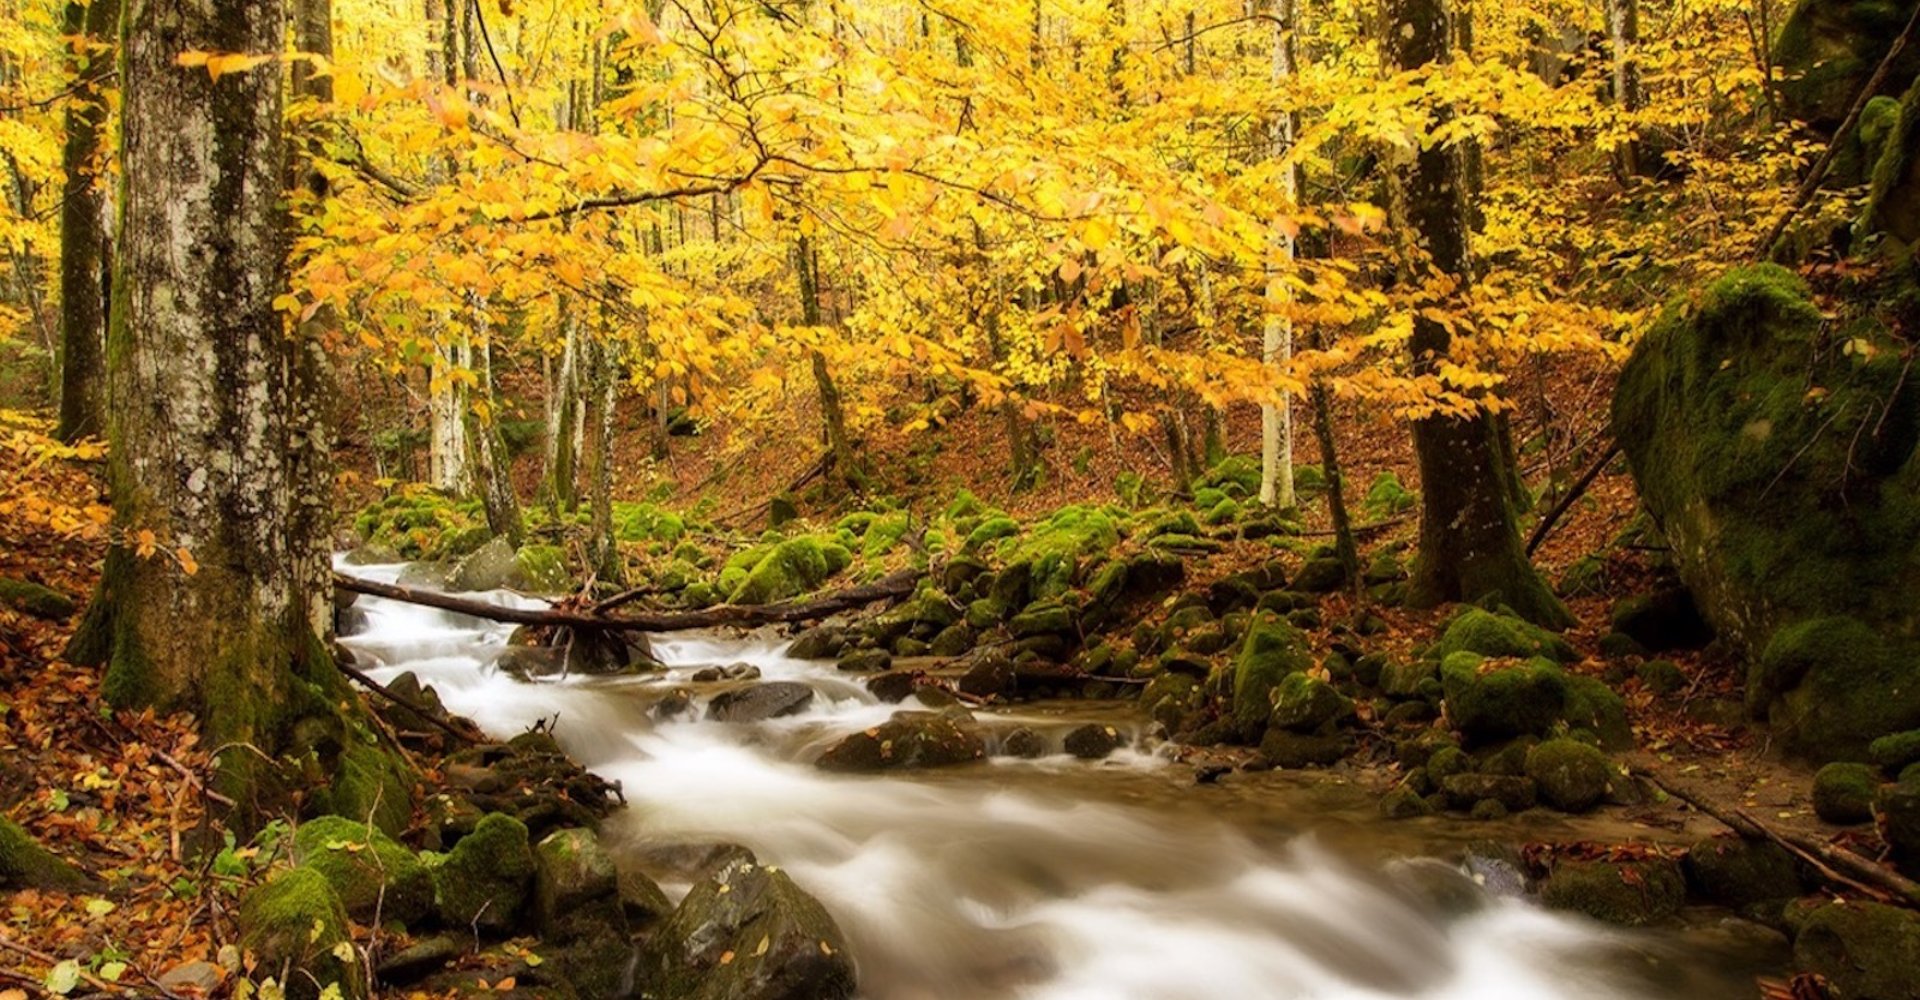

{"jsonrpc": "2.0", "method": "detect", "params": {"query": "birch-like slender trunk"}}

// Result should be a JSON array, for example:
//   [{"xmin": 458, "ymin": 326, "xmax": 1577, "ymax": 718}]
[
  {"xmin": 1607, "ymin": 0, "xmax": 1644, "ymax": 177},
  {"xmin": 1259, "ymin": 0, "xmax": 1298, "ymax": 509}
]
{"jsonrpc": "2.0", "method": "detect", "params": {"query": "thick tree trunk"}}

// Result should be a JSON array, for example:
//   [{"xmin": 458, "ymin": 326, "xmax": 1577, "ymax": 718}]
[
  {"xmin": 1384, "ymin": 0, "xmax": 1568, "ymax": 627},
  {"xmin": 429, "ymin": 336, "xmax": 472, "ymax": 491},
  {"xmin": 53, "ymin": 0, "xmax": 119, "ymax": 443},
  {"xmin": 72, "ymin": 0, "xmax": 405, "ymax": 825}
]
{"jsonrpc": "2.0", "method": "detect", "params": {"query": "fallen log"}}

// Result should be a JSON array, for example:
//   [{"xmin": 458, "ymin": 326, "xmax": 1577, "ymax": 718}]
[
  {"xmin": 1628, "ymin": 758, "xmax": 1920, "ymax": 909},
  {"xmin": 333, "ymin": 567, "xmax": 920, "ymax": 633}
]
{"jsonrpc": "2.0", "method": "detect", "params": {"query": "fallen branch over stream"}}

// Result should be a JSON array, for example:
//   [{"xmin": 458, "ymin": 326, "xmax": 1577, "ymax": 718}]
[
  {"xmin": 1628, "ymin": 758, "xmax": 1920, "ymax": 909},
  {"xmin": 333, "ymin": 567, "xmax": 921, "ymax": 633}
]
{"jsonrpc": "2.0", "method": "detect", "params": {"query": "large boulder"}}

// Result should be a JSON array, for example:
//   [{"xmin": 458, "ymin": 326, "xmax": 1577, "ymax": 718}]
[
  {"xmin": 1614, "ymin": 265, "xmax": 1920, "ymax": 761},
  {"xmin": 1432, "ymin": 608, "xmax": 1577, "ymax": 663},
  {"xmin": 0, "ymin": 818, "xmax": 92, "ymax": 891},
  {"xmin": 1793, "ymin": 901, "xmax": 1920, "ymax": 1000},
  {"xmin": 639, "ymin": 855, "xmax": 856, "ymax": 1000},
  {"xmin": 1773, "ymin": 0, "xmax": 1920, "ymax": 130},
  {"xmin": 1524, "ymin": 739, "xmax": 1614, "ymax": 813},
  {"xmin": 1863, "ymin": 77, "xmax": 1920, "ymax": 242},
  {"xmin": 1268, "ymin": 674, "xmax": 1353, "ymax": 733}
]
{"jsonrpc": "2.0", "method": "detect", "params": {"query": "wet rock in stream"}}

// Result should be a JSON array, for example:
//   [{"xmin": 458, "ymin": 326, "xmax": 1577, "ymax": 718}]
[
  {"xmin": 707, "ymin": 682, "xmax": 815, "ymax": 723},
  {"xmin": 815, "ymin": 712, "xmax": 987, "ymax": 772},
  {"xmin": 639, "ymin": 855, "xmax": 856, "ymax": 1000}
]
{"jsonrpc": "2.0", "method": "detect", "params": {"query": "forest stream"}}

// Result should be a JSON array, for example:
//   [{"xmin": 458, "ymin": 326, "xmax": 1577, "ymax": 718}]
[{"xmin": 336, "ymin": 560, "xmax": 1788, "ymax": 1000}]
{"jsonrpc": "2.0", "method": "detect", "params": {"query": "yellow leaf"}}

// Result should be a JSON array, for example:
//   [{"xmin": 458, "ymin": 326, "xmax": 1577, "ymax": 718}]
[
  {"xmin": 177, "ymin": 548, "xmax": 199, "ymax": 576},
  {"xmin": 134, "ymin": 529, "xmax": 157, "ymax": 558}
]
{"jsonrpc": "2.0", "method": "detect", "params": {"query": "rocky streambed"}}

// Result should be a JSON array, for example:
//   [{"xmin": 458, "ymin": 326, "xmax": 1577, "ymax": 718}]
[{"xmin": 318, "ymin": 560, "xmax": 1808, "ymax": 1000}]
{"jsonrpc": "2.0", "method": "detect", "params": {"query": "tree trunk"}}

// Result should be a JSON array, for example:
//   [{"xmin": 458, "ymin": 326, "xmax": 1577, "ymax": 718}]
[
  {"xmin": 544, "ymin": 305, "xmax": 581, "ymax": 514},
  {"xmin": 1606, "ymin": 0, "xmax": 1645, "ymax": 177},
  {"xmin": 1384, "ymin": 0, "xmax": 1568, "ymax": 627},
  {"xmin": 581, "ymin": 317, "xmax": 622, "ymax": 586},
  {"xmin": 796, "ymin": 235, "xmax": 864, "ymax": 492},
  {"xmin": 463, "ymin": 307, "xmax": 522, "ymax": 544},
  {"xmin": 72, "ymin": 0, "xmax": 406, "ymax": 825},
  {"xmin": 1260, "ymin": 0, "xmax": 1298, "ymax": 510},
  {"xmin": 53, "ymin": 0, "xmax": 119, "ymax": 443}
]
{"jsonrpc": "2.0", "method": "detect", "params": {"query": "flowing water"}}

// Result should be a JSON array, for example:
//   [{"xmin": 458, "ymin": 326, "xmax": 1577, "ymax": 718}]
[{"xmin": 337, "ymin": 562, "xmax": 1785, "ymax": 1000}]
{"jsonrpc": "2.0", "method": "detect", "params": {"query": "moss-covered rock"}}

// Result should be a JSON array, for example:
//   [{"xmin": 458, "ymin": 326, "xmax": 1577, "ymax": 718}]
[
  {"xmin": 1561, "ymin": 674, "xmax": 1635, "ymax": 751},
  {"xmin": 1813, "ymin": 761, "xmax": 1882, "ymax": 825},
  {"xmin": 0, "ymin": 578, "xmax": 75, "ymax": 619},
  {"xmin": 1878, "ymin": 778, "xmax": 1920, "ymax": 868},
  {"xmin": 1683, "ymin": 837, "xmax": 1803, "ymax": 914},
  {"xmin": 1362, "ymin": 471, "xmax": 1416, "ymax": 519},
  {"xmin": 1268, "ymin": 674, "xmax": 1353, "ymax": 733},
  {"xmin": 730, "ymin": 536, "xmax": 854, "ymax": 605},
  {"xmin": 239, "ymin": 867, "xmax": 361, "ymax": 998},
  {"xmin": 1524, "ymin": 740, "xmax": 1613, "ymax": 813},
  {"xmin": 639, "ymin": 855, "xmax": 855, "ymax": 1000},
  {"xmin": 308, "ymin": 741, "xmax": 414, "ymax": 838},
  {"xmin": 1432, "ymin": 608, "xmax": 1576, "ymax": 663},
  {"xmin": 0, "ymin": 817, "xmax": 92, "ymax": 891},
  {"xmin": 1864, "ymin": 77, "xmax": 1920, "ymax": 243},
  {"xmin": 1614, "ymin": 264, "xmax": 1920, "ymax": 761},
  {"xmin": 992, "ymin": 506, "xmax": 1121, "ymax": 600},
  {"xmin": 292, "ymin": 815, "xmax": 433, "ymax": 925},
  {"xmin": 1773, "ymin": 0, "xmax": 1920, "ymax": 129},
  {"xmin": 433, "ymin": 812, "xmax": 535, "ymax": 931},
  {"xmin": 1441, "ymin": 654, "xmax": 1568, "ymax": 746},
  {"xmin": 1379, "ymin": 658, "xmax": 1437, "ymax": 699},
  {"xmin": 1291, "ymin": 557, "xmax": 1348, "ymax": 594},
  {"xmin": 815, "ymin": 712, "xmax": 986, "ymax": 771},
  {"xmin": 1636, "ymin": 659, "xmax": 1688, "ymax": 696},
  {"xmin": 1540, "ymin": 858, "xmax": 1686, "ymax": 927},
  {"xmin": 1231, "ymin": 614, "xmax": 1314, "ymax": 737},
  {"xmin": 1258, "ymin": 729, "xmax": 1352, "ymax": 768},
  {"xmin": 1871, "ymin": 729, "xmax": 1920, "ymax": 774},
  {"xmin": 532, "ymin": 827, "xmax": 619, "ymax": 932},
  {"xmin": 1793, "ymin": 901, "xmax": 1920, "ymax": 1000},
  {"xmin": 1440, "ymin": 773, "xmax": 1538, "ymax": 812},
  {"xmin": 1610, "ymin": 587, "xmax": 1714, "ymax": 652}
]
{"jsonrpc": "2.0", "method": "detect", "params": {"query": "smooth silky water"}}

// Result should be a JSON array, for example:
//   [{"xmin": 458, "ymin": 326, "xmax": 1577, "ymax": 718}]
[{"xmin": 337, "ymin": 561, "xmax": 1785, "ymax": 1000}]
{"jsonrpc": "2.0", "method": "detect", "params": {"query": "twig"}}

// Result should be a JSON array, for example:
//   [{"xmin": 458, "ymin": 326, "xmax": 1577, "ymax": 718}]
[
  {"xmin": 0, "ymin": 935, "xmax": 123, "ymax": 994},
  {"xmin": 1526, "ymin": 442, "xmax": 1622, "ymax": 556}
]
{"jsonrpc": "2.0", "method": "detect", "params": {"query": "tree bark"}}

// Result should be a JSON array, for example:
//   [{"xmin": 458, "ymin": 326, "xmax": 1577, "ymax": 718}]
[
  {"xmin": 1384, "ymin": 0, "xmax": 1568, "ymax": 627},
  {"xmin": 544, "ymin": 305, "xmax": 581, "ymax": 514},
  {"xmin": 53, "ymin": 0, "xmax": 119, "ymax": 443},
  {"xmin": 463, "ymin": 306, "xmax": 522, "ymax": 544},
  {"xmin": 1260, "ymin": 0, "xmax": 1298, "ymax": 510},
  {"xmin": 72, "ymin": 0, "xmax": 400, "ymax": 823},
  {"xmin": 581, "ymin": 313, "xmax": 622, "ymax": 586},
  {"xmin": 796, "ymin": 235, "xmax": 864, "ymax": 492},
  {"xmin": 1606, "ymin": 0, "xmax": 1645, "ymax": 178}
]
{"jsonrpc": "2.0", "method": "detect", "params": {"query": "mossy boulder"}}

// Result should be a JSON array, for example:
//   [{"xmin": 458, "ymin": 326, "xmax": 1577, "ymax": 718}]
[
  {"xmin": 1362, "ymin": 470, "xmax": 1416, "ymax": 519},
  {"xmin": 1440, "ymin": 773, "xmax": 1538, "ymax": 812},
  {"xmin": 292, "ymin": 816, "xmax": 433, "ymax": 925},
  {"xmin": 1794, "ymin": 901, "xmax": 1920, "ymax": 1000},
  {"xmin": 1432, "ymin": 608, "xmax": 1576, "ymax": 663},
  {"xmin": 309, "ymin": 742, "xmax": 413, "ymax": 838},
  {"xmin": 1636, "ymin": 659, "xmax": 1688, "ymax": 696},
  {"xmin": 1231, "ymin": 615, "xmax": 1314, "ymax": 738},
  {"xmin": 0, "ymin": 578, "xmax": 75, "ymax": 619},
  {"xmin": 1872, "ymin": 729, "xmax": 1920, "ymax": 774},
  {"xmin": 433, "ymin": 812, "xmax": 535, "ymax": 931},
  {"xmin": 992, "ymin": 506, "xmax": 1121, "ymax": 600},
  {"xmin": 239, "ymin": 867, "xmax": 361, "ymax": 999},
  {"xmin": 1268, "ymin": 674, "xmax": 1353, "ymax": 733},
  {"xmin": 0, "ymin": 817, "xmax": 92, "ymax": 891},
  {"xmin": 1524, "ymin": 739, "xmax": 1614, "ymax": 813},
  {"xmin": 1380, "ymin": 659, "xmax": 1438, "ymax": 699},
  {"xmin": 1773, "ymin": 0, "xmax": 1920, "ymax": 129},
  {"xmin": 1540, "ymin": 858, "xmax": 1686, "ymax": 927},
  {"xmin": 730, "ymin": 536, "xmax": 854, "ymax": 605},
  {"xmin": 1440, "ymin": 654, "xmax": 1568, "ymax": 746},
  {"xmin": 1864, "ymin": 77, "xmax": 1920, "ymax": 243},
  {"xmin": 1878, "ymin": 778, "xmax": 1920, "ymax": 867},
  {"xmin": 1813, "ymin": 761, "xmax": 1882, "ymax": 824},
  {"xmin": 1258, "ymin": 729, "xmax": 1352, "ymax": 769},
  {"xmin": 531, "ymin": 827, "xmax": 632, "ymax": 994},
  {"xmin": 1614, "ymin": 265, "xmax": 1920, "ymax": 762},
  {"xmin": 1683, "ymin": 837, "xmax": 1803, "ymax": 913},
  {"xmin": 639, "ymin": 855, "xmax": 855, "ymax": 1000}
]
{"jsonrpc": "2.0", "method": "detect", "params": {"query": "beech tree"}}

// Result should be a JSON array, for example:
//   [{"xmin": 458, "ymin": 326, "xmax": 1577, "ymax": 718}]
[
  {"xmin": 70, "ymin": 0, "xmax": 408, "ymax": 823},
  {"xmin": 1383, "ymin": 0, "xmax": 1568, "ymax": 626},
  {"xmin": 52, "ymin": 0, "xmax": 115, "ymax": 443}
]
